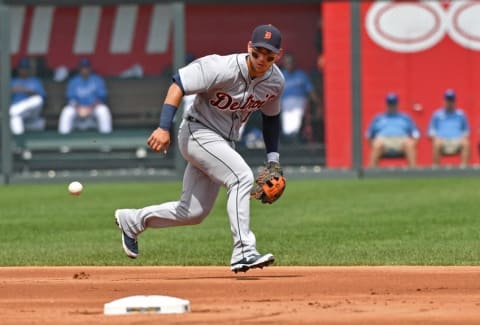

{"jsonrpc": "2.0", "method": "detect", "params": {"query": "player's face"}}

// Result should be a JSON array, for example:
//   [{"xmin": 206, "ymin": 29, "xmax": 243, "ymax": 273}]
[
  {"xmin": 445, "ymin": 99, "xmax": 455, "ymax": 110},
  {"xmin": 247, "ymin": 43, "xmax": 281, "ymax": 77},
  {"xmin": 251, "ymin": 48, "xmax": 277, "ymax": 63},
  {"xmin": 80, "ymin": 66, "xmax": 91, "ymax": 78},
  {"xmin": 386, "ymin": 103, "xmax": 397, "ymax": 113},
  {"xmin": 18, "ymin": 68, "xmax": 30, "ymax": 78}
]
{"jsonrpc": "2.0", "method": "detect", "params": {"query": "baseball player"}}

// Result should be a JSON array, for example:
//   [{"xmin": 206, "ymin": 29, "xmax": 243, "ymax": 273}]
[
  {"xmin": 10, "ymin": 58, "xmax": 46, "ymax": 135},
  {"xmin": 58, "ymin": 58, "xmax": 112, "ymax": 134},
  {"xmin": 115, "ymin": 24, "xmax": 285, "ymax": 273}
]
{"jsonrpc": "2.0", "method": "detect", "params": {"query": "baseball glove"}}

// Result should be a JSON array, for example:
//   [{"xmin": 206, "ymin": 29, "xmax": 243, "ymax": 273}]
[{"xmin": 251, "ymin": 162, "xmax": 286, "ymax": 204}]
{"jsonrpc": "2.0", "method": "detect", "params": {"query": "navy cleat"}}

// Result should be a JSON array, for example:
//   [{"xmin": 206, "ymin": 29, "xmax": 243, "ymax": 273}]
[
  {"xmin": 114, "ymin": 209, "xmax": 139, "ymax": 259},
  {"xmin": 231, "ymin": 253, "xmax": 275, "ymax": 273}
]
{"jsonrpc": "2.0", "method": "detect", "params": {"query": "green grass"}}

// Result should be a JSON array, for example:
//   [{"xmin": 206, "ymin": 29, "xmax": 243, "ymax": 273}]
[{"xmin": 1, "ymin": 178, "xmax": 480, "ymax": 266}]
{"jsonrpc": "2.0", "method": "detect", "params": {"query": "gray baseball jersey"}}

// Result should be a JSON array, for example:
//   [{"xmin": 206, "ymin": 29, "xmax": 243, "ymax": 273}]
[
  {"xmin": 116, "ymin": 52, "xmax": 285, "ymax": 265},
  {"xmin": 179, "ymin": 53, "xmax": 284, "ymax": 141}
]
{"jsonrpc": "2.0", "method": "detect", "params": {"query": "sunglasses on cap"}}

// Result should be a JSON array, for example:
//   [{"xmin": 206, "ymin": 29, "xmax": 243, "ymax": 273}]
[{"xmin": 251, "ymin": 48, "xmax": 276, "ymax": 62}]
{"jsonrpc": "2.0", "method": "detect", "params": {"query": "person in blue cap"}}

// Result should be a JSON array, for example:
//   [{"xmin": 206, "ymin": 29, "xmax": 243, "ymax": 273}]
[
  {"xmin": 366, "ymin": 93, "xmax": 420, "ymax": 167},
  {"xmin": 10, "ymin": 57, "xmax": 46, "ymax": 134},
  {"xmin": 428, "ymin": 89, "xmax": 470, "ymax": 167},
  {"xmin": 58, "ymin": 58, "xmax": 112, "ymax": 134}
]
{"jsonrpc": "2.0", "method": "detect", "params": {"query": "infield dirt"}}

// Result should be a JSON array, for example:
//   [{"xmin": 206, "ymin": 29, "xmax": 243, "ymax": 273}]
[{"xmin": 1, "ymin": 266, "xmax": 479, "ymax": 324}]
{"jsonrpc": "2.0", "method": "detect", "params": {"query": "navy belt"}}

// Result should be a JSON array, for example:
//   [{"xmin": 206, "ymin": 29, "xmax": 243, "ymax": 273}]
[{"xmin": 186, "ymin": 115, "xmax": 199, "ymax": 123}]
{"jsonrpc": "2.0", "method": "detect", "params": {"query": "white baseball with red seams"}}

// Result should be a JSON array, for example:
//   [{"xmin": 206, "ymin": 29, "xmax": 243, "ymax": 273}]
[{"xmin": 68, "ymin": 181, "xmax": 83, "ymax": 196}]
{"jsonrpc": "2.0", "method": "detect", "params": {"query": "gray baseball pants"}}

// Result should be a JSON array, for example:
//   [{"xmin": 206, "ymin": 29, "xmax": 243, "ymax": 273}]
[{"xmin": 120, "ymin": 119, "xmax": 259, "ymax": 264}]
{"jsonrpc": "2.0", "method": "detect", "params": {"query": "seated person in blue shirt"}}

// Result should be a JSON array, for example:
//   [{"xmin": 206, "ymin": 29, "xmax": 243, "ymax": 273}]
[
  {"xmin": 428, "ymin": 89, "xmax": 470, "ymax": 167},
  {"xmin": 10, "ymin": 57, "xmax": 46, "ymax": 135},
  {"xmin": 366, "ymin": 93, "xmax": 420, "ymax": 167},
  {"xmin": 58, "ymin": 58, "xmax": 112, "ymax": 134}
]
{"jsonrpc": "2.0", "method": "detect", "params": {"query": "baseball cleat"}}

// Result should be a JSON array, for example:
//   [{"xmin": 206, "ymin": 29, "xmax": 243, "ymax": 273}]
[
  {"xmin": 230, "ymin": 253, "xmax": 275, "ymax": 273},
  {"xmin": 114, "ymin": 209, "xmax": 139, "ymax": 259}
]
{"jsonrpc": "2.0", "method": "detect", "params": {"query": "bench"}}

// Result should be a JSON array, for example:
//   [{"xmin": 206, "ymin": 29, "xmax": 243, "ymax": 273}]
[
  {"xmin": 13, "ymin": 76, "xmax": 325, "ymax": 172},
  {"xmin": 42, "ymin": 76, "xmax": 170, "ymax": 130},
  {"xmin": 12, "ymin": 129, "xmax": 175, "ymax": 171},
  {"xmin": 9, "ymin": 77, "xmax": 173, "ymax": 171}
]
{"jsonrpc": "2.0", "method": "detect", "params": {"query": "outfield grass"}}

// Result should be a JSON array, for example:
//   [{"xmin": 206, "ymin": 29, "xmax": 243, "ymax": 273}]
[{"xmin": 1, "ymin": 177, "xmax": 479, "ymax": 266}]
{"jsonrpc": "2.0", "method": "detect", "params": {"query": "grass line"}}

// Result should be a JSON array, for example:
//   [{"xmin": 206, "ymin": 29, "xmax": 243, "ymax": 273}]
[{"xmin": 1, "ymin": 178, "xmax": 479, "ymax": 266}]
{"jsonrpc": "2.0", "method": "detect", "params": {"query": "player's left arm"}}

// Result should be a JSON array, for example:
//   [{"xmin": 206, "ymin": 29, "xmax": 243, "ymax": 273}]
[
  {"xmin": 406, "ymin": 115, "xmax": 420, "ymax": 140},
  {"xmin": 35, "ymin": 78, "xmax": 47, "ymax": 99},
  {"xmin": 262, "ymin": 112, "xmax": 281, "ymax": 163},
  {"xmin": 260, "ymin": 81, "xmax": 284, "ymax": 162},
  {"xmin": 251, "ymin": 113, "xmax": 286, "ymax": 204},
  {"xmin": 460, "ymin": 112, "xmax": 470, "ymax": 137},
  {"xmin": 95, "ymin": 76, "xmax": 108, "ymax": 103},
  {"xmin": 250, "ymin": 94, "xmax": 286, "ymax": 204}
]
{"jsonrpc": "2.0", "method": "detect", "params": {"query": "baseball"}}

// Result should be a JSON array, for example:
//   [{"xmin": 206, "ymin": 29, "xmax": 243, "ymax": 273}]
[{"xmin": 68, "ymin": 181, "xmax": 83, "ymax": 196}]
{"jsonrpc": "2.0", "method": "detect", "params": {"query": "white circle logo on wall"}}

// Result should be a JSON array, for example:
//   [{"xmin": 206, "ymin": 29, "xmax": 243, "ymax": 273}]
[
  {"xmin": 366, "ymin": 0, "xmax": 480, "ymax": 53},
  {"xmin": 365, "ymin": 1, "xmax": 446, "ymax": 53},
  {"xmin": 447, "ymin": 1, "xmax": 480, "ymax": 50}
]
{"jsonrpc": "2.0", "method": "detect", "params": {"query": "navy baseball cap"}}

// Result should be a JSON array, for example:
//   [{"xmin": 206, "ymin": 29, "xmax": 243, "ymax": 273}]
[
  {"xmin": 78, "ymin": 57, "xmax": 91, "ymax": 68},
  {"xmin": 251, "ymin": 24, "xmax": 282, "ymax": 53},
  {"xmin": 386, "ymin": 93, "xmax": 398, "ymax": 104},
  {"xmin": 444, "ymin": 89, "xmax": 456, "ymax": 101}
]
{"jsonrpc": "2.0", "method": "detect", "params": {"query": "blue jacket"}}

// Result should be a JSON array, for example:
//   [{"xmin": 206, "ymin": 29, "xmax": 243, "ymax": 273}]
[
  {"xmin": 281, "ymin": 69, "xmax": 314, "ymax": 99},
  {"xmin": 11, "ymin": 77, "xmax": 46, "ymax": 104},
  {"xmin": 366, "ymin": 112, "xmax": 420, "ymax": 139},
  {"xmin": 428, "ymin": 108, "xmax": 469, "ymax": 139},
  {"xmin": 66, "ymin": 74, "xmax": 107, "ymax": 106}
]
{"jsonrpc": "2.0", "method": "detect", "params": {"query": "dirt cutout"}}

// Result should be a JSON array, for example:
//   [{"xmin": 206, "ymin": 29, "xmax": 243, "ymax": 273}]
[{"xmin": 1, "ymin": 266, "xmax": 479, "ymax": 324}]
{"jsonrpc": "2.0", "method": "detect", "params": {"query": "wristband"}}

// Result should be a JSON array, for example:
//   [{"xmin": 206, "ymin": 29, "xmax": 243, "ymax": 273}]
[
  {"xmin": 266, "ymin": 152, "xmax": 280, "ymax": 163},
  {"xmin": 159, "ymin": 103, "xmax": 177, "ymax": 130}
]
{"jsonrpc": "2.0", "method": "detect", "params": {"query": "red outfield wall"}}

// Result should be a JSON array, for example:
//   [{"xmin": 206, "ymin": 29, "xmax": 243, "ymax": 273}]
[
  {"xmin": 324, "ymin": 1, "xmax": 480, "ymax": 168},
  {"xmin": 323, "ymin": 1, "xmax": 352, "ymax": 168}
]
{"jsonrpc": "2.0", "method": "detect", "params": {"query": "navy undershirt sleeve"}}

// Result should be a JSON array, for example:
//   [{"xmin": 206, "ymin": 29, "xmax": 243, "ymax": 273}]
[
  {"xmin": 172, "ymin": 73, "xmax": 185, "ymax": 95},
  {"xmin": 262, "ymin": 113, "xmax": 280, "ymax": 153}
]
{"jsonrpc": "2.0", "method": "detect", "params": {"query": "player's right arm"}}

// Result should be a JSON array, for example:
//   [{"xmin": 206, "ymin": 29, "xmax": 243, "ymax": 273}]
[
  {"xmin": 148, "ymin": 55, "xmax": 218, "ymax": 154},
  {"xmin": 147, "ymin": 82, "xmax": 184, "ymax": 154},
  {"xmin": 427, "ymin": 111, "xmax": 439, "ymax": 138},
  {"xmin": 366, "ymin": 115, "xmax": 380, "ymax": 144},
  {"xmin": 66, "ymin": 77, "xmax": 78, "ymax": 107}
]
